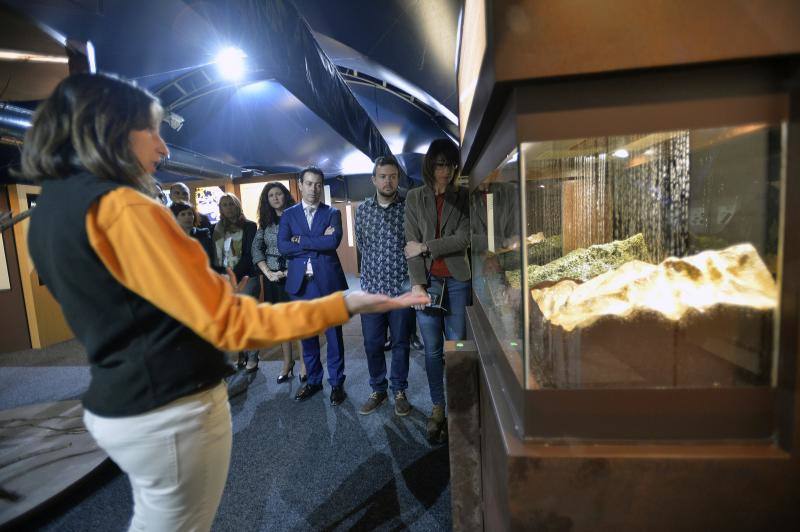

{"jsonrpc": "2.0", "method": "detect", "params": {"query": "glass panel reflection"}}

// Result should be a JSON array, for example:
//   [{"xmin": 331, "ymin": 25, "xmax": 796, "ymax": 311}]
[
  {"xmin": 518, "ymin": 124, "xmax": 782, "ymax": 389},
  {"xmin": 471, "ymin": 149, "xmax": 523, "ymax": 377}
]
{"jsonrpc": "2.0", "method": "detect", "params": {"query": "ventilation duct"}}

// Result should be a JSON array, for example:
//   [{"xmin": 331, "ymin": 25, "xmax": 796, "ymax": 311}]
[{"xmin": 0, "ymin": 105, "xmax": 245, "ymax": 182}]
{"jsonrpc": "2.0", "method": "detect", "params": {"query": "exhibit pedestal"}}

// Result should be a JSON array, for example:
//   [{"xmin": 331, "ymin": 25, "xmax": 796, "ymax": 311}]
[{"xmin": 444, "ymin": 309, "xmax": 800, "ymax": 531}]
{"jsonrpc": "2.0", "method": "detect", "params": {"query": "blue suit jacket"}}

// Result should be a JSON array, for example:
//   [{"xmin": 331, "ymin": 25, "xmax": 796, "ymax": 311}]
[{"xmin": 277, "ymin": 203, "xmax": 349, "ymax": 296}]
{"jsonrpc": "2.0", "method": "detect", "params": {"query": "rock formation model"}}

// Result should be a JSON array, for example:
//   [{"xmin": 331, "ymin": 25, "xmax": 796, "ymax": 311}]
[
  {"xmin": 506, "ymin": 233, "xmax": 650, "ymax": 288},
  {"xmin": 529, "ymin": 243, "xmax": 777, "ymax": 388},
  {"xmin": 531, "ymin": 243, "xmax": 777, "ymax": 331}
]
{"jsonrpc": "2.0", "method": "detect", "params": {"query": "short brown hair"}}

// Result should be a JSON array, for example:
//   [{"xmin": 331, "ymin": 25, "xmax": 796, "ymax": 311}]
[
  {"xmin": 20, "ymin": 73, "xmax": 161, "ymax": 195},
  {"xmin": 169, "ymin": 201, "xmax": 199, "ymax": 227},
  {"xmin": 372, "ymin": 155, "xmax": 400, "ymax": 176},
  {"xmin": 299, "ymin": 166, "xmax": 324, "ymax": 183}
]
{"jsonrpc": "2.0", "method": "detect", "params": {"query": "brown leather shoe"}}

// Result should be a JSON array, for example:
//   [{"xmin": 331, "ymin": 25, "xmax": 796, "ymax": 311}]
[
  {"xmin": 394, "ymin": 391, "xmax": 411, "ymax": 417},
  {"xmin": 426, "ymin": 404, "xmax": 447, "ymax": 444},
  {"xmin": 359, "ymin": 391, "xmax": 388, "ymax": 415}
]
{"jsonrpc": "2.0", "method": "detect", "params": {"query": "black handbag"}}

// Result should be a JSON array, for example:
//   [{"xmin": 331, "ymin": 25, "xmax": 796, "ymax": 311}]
[{"xmin": 425, "ymin": 275, "xmax": 448, "ymax": 313}]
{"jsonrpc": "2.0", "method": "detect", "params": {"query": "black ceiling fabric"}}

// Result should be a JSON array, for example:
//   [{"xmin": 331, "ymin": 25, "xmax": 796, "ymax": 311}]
[
  {"xmin": 294, "ymin": 0, "xmax": 461, "ymax": 114},
  {"xmin": 228, "ymin": 0, "xmax": 396, "ymax": 169},
  {"xmin": 0, "ymin": 0, "xmax": 460, "ymax": 184}
]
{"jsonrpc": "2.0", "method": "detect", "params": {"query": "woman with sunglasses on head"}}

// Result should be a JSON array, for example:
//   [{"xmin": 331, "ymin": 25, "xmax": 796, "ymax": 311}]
[
  {"xmin": 404, "ymin": 138, "xmax": 471, "ymax": 444},
  {"xmin": 252, "ymin": 182, "xmax": 307, "ymax": 383},
  {"xmin": 22, "ymin": 73, "xmax": 426, "ymax": 532},
  {"xmin": 213, "ymin": 192, "xmax": 260, "ymax": 372}
]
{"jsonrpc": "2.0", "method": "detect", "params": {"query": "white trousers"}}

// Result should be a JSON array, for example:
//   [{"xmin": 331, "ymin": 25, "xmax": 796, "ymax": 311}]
[{"xmin": 83, "ymin": 382, "xmax": 232, "ymax": 532}]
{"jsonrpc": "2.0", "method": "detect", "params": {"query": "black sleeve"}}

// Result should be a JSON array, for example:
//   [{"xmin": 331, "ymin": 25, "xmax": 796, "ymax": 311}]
[
  {"xmin": 196, "ymin": 229, "xmax": 222, "ymax": 273},
  {"xmin": 234, "ymin": 221, "xmax": 258, "ymax": 279}
]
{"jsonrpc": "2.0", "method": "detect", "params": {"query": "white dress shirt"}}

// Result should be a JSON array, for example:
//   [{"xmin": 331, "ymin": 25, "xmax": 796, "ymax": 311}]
[{"xmin": 301, "ymin": 200, "xmax": 319, "ymax": 276}]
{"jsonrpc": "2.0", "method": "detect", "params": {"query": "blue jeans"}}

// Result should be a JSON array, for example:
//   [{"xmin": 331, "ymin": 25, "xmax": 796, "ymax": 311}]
[
  {"xmin": 361, "ymin": 308, "xmax": 414, "ymax": 393},
  {"xmin": 417, "ymin": 276, "xmax": 471, "ymax": 407}
]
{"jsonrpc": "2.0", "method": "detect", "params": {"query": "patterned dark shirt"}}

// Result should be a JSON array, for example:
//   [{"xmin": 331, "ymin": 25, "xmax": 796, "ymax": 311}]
[{"xmin": 355, "ymin": 194, "xmax": 408, "ymax": 296}]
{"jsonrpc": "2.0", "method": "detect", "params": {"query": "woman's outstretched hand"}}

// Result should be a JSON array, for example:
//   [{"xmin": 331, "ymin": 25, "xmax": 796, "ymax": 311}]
[{"xmin": 344, "ymin": 291, "xmax": 429, "ymax": 316}]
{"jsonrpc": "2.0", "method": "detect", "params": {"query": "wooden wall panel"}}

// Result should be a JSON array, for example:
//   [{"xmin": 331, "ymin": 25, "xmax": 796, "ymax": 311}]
[
  {"xmin": 0, "ymin": 187, "xmax": 31, "ymax": 353},
  {"xmin": 333, "ymin": 202, "xmax": 359, "ymax": 276},
  {"xmin": 8, "ymin": 184, "xmax": 73, "ymax": 349}
]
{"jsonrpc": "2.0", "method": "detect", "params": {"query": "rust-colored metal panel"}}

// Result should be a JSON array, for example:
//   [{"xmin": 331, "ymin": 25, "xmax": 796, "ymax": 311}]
[
  {"xmin": 474, "ymin": 322, "xmax": 800, "ymax": 530},
  {"xmin": 502, "ymin": 450, "xmax": 799, "ymax": 531},
  {"xmin": 492, "ymin": 0, "xmax": 800, "ymax": 82},
  {"xmin": 480, "ymin": 373, "xmax": 511, "ymax": 532},
  {"xmin": 444, "ymin": 341, "xmax": 483, "ymax": 532},
  {"xmin": 777, "ymin": 86, "xmax": 800, "ymax": 451}
]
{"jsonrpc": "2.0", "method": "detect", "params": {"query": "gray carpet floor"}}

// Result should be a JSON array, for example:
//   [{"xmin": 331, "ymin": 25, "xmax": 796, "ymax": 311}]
[{"xmin": 0, "ymin": 299, "xmax": 451, "ymax": 531}]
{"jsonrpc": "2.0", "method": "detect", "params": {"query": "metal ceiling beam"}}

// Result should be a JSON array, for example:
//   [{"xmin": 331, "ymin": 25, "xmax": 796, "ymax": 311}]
[{"xmin": 337, "ymin": 67, "xmax": 458, "ymax": 142}]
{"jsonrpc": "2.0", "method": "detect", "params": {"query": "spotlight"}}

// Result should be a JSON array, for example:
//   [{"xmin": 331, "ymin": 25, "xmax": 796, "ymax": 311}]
[
  {"xmin": 214, "ymin": 47, "xmax": 247, "ymax": 81},
  {"xmin": 340, "ymin": 151, "xmax": 373, "ymax": 174},
  {"xmin": 164, "ymin": 111, "xmax": 184, "ymax": 131},
  {"xmin": 612, "ymin": 149, "xmax": 630, "ymax": 159}
]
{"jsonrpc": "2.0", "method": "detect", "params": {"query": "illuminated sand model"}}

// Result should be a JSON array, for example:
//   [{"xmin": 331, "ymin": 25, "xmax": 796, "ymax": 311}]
[{"xmin": 528, "ymin": 243, "xmax": 778, "ymax": 388}]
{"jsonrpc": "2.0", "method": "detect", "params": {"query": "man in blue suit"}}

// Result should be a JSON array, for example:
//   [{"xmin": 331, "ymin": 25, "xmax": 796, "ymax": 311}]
[{"xmin": 278, "ymin": 167, "xmax": 350, "ymax": 405}]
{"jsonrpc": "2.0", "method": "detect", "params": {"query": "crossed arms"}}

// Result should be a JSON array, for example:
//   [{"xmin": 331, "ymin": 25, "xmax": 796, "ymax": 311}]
[{"xmin": 277, "ymin": 208, "xmax": 343, "ymax": 258}]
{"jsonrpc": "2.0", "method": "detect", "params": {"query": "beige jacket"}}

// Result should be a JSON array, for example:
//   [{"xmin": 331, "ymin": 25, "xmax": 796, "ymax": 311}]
[{"xmin": 404, "ymin": 184, "xmax": 471, "ymax": 286}]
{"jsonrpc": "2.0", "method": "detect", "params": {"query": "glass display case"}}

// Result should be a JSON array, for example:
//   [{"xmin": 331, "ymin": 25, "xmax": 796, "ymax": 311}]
[
  {"xmin": 452, "ymin": 2, "xmax": 800, "ymax": 529},
  {"xmin": 472, "ymin": 123, "xmax": 784, "ymax": 392}
]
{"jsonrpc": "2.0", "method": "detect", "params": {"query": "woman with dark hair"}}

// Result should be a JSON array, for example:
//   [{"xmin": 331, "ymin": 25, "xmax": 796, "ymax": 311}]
[
  {"xmin": 404, "ymin": 138, "xmax": 471, "ymax": 444},
  {"xmin": 22, "ymin": 72, "xmax": 425, "ymax": 531},
  {"xmin": 213, "ymin": 192, "xmax": 260, "ymax": 372},
  {"xmin": 252, "ymin": 182, "xmax": 307, "ymax": 383},
  {"xmin": 170, "ymin": 200, "xmax": 215, "ymax": 264}
]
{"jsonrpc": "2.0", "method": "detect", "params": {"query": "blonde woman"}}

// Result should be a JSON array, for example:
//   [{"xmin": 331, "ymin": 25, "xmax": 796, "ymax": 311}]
[{"xmin": 213, "ymin": 192, "xmax": 260, "ymax": 371}]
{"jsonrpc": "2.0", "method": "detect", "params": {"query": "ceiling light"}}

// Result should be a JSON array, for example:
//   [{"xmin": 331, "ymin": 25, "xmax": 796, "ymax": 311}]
[
  {"xmin": 388, "ymin": 137, "xmax": 406, "ymax": 155},
  {"xmin": 0, "ymin": 49, "xmax": 68, "ymax": 63},
  {"xmin": 340, "ymin": 151, "xmax": 373, "ymax": 174},
  {"xmin": 214, "ymin": 47, "xmax": 247, "ymax": 81},
  {"xmin": 164, "ymin": 112, "xmax": 184, "ymax": 131},
  {"xmin": 612, "ymin": 149, "xmax": 629, "ymax": 159}
]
